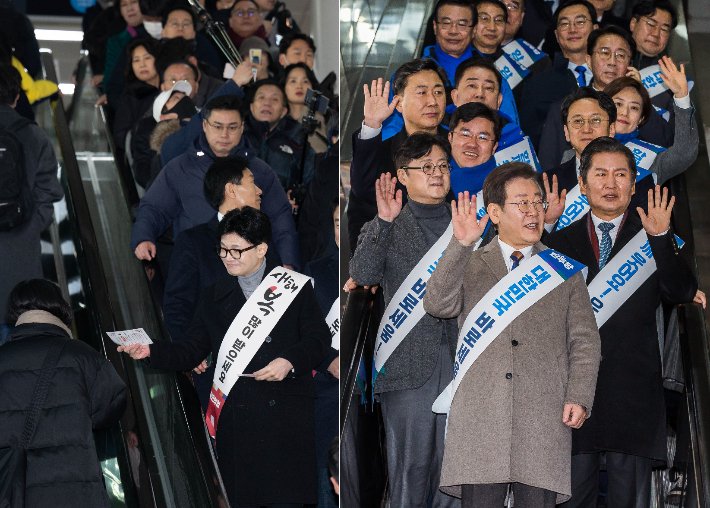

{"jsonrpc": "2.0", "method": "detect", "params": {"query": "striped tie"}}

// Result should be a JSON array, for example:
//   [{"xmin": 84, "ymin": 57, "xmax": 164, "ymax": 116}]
[
  {"xmin": 598, "ymin": 222, "xmax": 615, "ymax": 268},
  {"xmin": 575, "ymin": 65, "xmax": 587, "ymax": 87},
  {"xmin": 510, "ymin": 250, "xmax": 524, "ymax": 271}
]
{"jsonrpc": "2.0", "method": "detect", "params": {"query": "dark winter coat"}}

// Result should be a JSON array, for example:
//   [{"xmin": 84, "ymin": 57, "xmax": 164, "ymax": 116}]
[
  {"xmin": 130, "ymin": 133, "xmax": 300, "ymax": 267},
  {"xmin": 0, "ymin": 106, "xmax": 63, "ymax": 320},
  {"xmin": 111, "ymin": 79, "xmax": 159, "ymax": 151},
  {"xmin": 545, "ymin": 211, "xmax": 697, "ymax": 463},
  {"xmin": 149, "ymin": 258, "xmax": 330, "ymax": 506},
  {"xmin": 0, "ymin": 321, "xmax": 127, "ymax": 507}
]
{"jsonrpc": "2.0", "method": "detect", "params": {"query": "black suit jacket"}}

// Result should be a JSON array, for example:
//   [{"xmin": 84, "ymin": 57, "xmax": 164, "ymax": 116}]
[{"xmin": 544, "ymin": 211, "xmax": 696, "ymax": 461}]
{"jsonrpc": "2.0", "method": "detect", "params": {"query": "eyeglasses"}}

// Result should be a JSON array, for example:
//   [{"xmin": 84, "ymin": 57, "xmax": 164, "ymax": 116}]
[
  {"xmin": 217, "ymin": 244, "xmax": 257, "ymax": 259},
  {"xmin": 400, "ymin": 161, "xmax": 451, "ymax": 175},
  {"xmin": 477, "ymin": 14, "xmax": 506, "ymax": 26},
  {"xmin": 506, "ymin": 200, "xmax": 548, "ymax": 213},
  {"xmin": 436, "ymin": 18, "xmax": 473, "ymax": 29},
  {"xmin": 205, "ymin": 119, "xmax": 242, "ymax": 133},
  {"xmin": 567, "ymin": 116, "xmax": 609, "ymax": 129},
  {"xmin": 593, "ymin": 48, "xmax": 631, "ymax": 63},
  {"xmin": 232, "ymin": 8, "xmax": 257, "ymax": 17},
  {"xmin": 556, "ymin": 16, "xmax": 591, "ymax": 31},
  {"xmin": 452, "ymin": 129, "xmax": 495, "ymax": 143},
  {"xmin": 642, "ymin": 16, "xmax": 671, "ymax": 34}
]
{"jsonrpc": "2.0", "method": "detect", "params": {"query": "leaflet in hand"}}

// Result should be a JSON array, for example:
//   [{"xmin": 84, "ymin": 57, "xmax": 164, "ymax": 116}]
[{"xmin": 106, "ymin": 328, "xmax": 153, "ymax": 346}]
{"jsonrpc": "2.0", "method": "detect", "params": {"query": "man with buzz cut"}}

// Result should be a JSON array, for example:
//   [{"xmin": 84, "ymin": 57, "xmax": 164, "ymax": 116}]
[
  {"xmin": 350, "ymin": 132, "xmax": 460, "ymax": 507},
  {"xmin": 424, "ymin": 162, "xmax": 600, "ymax": 506},
  {"xmin": 545, "ymin": 136, "xmax": 697, "ymax": 506}
]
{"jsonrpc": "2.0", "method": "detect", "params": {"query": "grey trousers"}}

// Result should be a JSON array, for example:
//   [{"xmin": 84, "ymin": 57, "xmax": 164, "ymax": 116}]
[
  {"xmin": 461, "ymin": 483, "xmax": 556, "ymax": 508},
  {"xmin": 561, "ymin": 452, "xmax": 652, "ymax": 508},
  {"xmin": 379, "ymin": 343, "xmax": 459, "ymax": 508}
]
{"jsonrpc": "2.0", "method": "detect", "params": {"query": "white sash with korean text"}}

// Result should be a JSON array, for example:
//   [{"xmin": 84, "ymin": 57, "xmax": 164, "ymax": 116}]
[
  {"xmin": 640, "ymin": 64, "xmax": 695, "ymax": 98},
  {"xmin": 326, "ymin": 298, "xmax": 340, "ymax": 350},
  {"xmin": 432, "ymin": 249, "xmax": 585, "ymax": 414},
  {"xmin": 495, "ymin": 53, "xmax": 527, "ymax": 89},
  {"xmin": 587, "ymin": 230, "xmax": 684, "ymax": 327},
  {"xmin": 555, "ymin": 167, "xmax": 652, "ymax": 231},
  {"xmin": 205, "ymin": 266, "xmax": 309, "ymax": 438},
  {"xmin": 624, "ymin": 139, "xmax": 666, "ymax": 176},
  {"xmin": 373, "ymin": 223, "xmax": 454, "ymax": 381},
  {"xmin": 494, "ymin": 136, "xmax": 542, "ymax": 172}
]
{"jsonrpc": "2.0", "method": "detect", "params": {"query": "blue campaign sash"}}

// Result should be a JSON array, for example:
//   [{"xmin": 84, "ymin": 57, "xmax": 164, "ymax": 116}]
[
  {"xmin": 432, "ymin": 249, "xmax": 586, "ymax": 414},
  {"xmin": 587, "ymin": 230, "xmax": 685, "ymax": 327},
  {"xmin": 624, "ymin": 139, "xmax": 666, "ymax": 179},
  {"xmin": 496, "ymin": 39, "xmax": 545, "ymax": 89},
  {"xmin": 653, "ymin": 105, "xmax": 670, "ymax": 122},
  {"xmin": 494, "ymin": 136, "xmax": 542, "ymax": 172},
  {"xmin": 554, "ymin": 167, "xmax": 652, "ymax": 231},
  {"xmin": 495, "ymin": 52, "xmax": 528, "ymax": 89},
  {"xmin": 640, "ymin": 64, "xmax": 695, "ymax": 99},
  {"xmin": 373, "ymin": 223, "xmax": 454, "ymax": 382}
]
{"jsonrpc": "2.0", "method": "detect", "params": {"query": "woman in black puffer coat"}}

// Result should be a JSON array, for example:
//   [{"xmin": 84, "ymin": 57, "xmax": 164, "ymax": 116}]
[{"xmin": 0, "ymin": 279, "xmax": 127, "ymax": 507}]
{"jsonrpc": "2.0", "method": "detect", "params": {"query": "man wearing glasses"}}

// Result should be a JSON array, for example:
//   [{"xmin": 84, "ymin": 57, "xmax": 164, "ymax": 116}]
[
  {"xmin": 423, "ymin": 162, "xmax": 600, "ymax": 506},
  {"xmin": 519, "ymin": 0, "xmax": 598, "ymax": 148},
  {"xmin": 350, "ymin": 133, "xmax": 461, "ymax": 507},
  {"xmin": 131, "ymin": 94, "xmax": 298, "ymax": 269},
  {"xmin": 539, "ymin": 26, "xmax": 671, "ymax": 169}
]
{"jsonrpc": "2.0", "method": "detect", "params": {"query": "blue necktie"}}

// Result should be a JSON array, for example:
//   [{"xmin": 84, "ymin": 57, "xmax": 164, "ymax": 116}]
[
  {"xmin": 598, "ymin": 222, "xmax": 615, "ymax": 268},
  {"xmin": 510, "ymin": 251, "xmax": 524, "ymax": 271},
  {"xmin": 575, "ymin": 65, "xmax": 587, "ymax": 87}
]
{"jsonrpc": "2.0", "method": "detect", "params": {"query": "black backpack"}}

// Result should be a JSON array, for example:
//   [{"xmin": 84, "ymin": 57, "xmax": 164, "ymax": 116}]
[{"xmin": 0, "ymin": 117, "xmax": 33, "ymax": 231}]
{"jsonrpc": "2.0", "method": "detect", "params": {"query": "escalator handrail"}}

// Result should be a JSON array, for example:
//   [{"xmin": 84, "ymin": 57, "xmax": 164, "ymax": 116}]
[{"xmin": 42, "ymin": 50, "xmax": 226, "ymax": 506}]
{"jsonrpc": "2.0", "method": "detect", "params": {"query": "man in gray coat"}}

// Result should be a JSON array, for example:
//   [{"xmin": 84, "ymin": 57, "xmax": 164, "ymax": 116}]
[
  {"xmin": 424, "ymin": 163, "xmax": 601, "ymax": 506},
  {"xmin": 0, "ymin": 63, "xmax": 63, "ymax": 344},
  {"xmin": 349, "ymin": 132, "xmax": 460, "ymax": 507}
]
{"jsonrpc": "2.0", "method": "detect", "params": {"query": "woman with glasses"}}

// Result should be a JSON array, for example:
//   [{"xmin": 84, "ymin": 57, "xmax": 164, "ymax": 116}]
[
  {"xmin": 119, "ymin": 206, "xmax": 330, "ymax": 508},
  {"xmin": 604, "ymin": 55, "xmax": 698, "ymax": 186}
]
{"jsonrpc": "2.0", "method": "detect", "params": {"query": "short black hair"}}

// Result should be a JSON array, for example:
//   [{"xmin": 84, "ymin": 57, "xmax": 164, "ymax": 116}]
[
  {"xmin": 553, "ymin": 0, "xmax": 597, "ymax": 28},
  {"xmin": 454, "ymin": 57, "xmax": 502, "ymax": 92},
  {"xmin": 231, "ymin": 0, "xmax": 260, "ymax": 12},
  {"xmin": 434, "ymin": 0, "xmax": 476, "ymax": 23},
  {"xmin": 392, "ymin": 58, "xmax": 448, "ymax": 95},
  {"xmin": 394, "ymin": 132, "xmax": 451, "ymax": 170},
  {"xmin": 631, "ymin": 0, "xmax": 678, "ymax": 29},
  {"xmin": 579, "ymin": 136, "xmax": 636, "ymax": 183},
  {"xmin": 281, "ymin": 62, "xmax": 319, "ymax": 91},
  {"xmin": 603, "ymin": 76, "xmax": 652, "ymax": 127},
  {"xmin": 203, "ymin": 157, "xmax": 250, "ymax": 210},
  {"xmin": 203, "ymin": 94, "xmax": 244, "ymax": 120},
  {"xmin": 125, "ymin": 37, "xmax": 159, "ymax": 82},
  {"xmin": 139, "ymin": 0, "xmax": 172, "ymax": 17},
  {"xmin": 218, "ymin": 206, "xmax": 271, "ymax": 246},
  {"xmin": 560, "ymin": 86, "xmax": 617, "ymax": 124},
  {"xmin": 278, "ymin": 33, "xmax": 316, "ymax": 55},
  {"xmin": 449, "ymin": 102, "xmax": 502, "ymax": 143},
  {"xmin": 0, "ymin": 62, "xmax": 21, "ymax": 105},
  {"xmin": 474, "ymin": 0, "xmax": 508, "ymax": 23},
  {"xmin": 161, "ymin": 3, "xmax": 196, "ymax": 27},
  {"xmin": 7, "ymin": 279, "xmax": 73, "ymax": 327},
  {"xmin": 587, "ymin": 25, "xmax": 636, "ymax": 55},
  {"xmin": 248, "ymin": 78, "xmax": 287, "ymax": 106},
  {"xmin": 483, "ymin": 163, "xmax": 543, "ymax": 208},
  {"xmin": 156, "ymin": 36, "xmax": 198, "ymax": 76}
]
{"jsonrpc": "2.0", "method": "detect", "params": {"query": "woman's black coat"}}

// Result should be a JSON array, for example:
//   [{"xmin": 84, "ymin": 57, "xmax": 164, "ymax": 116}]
[{"xmin": 149, "ymin": 259, "xmax": 331, "ymax": 507}]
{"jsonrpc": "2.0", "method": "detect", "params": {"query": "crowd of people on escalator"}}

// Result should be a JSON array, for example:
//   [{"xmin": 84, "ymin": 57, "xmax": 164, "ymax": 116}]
[
  {"xmin": 0, "ymin": 1, "xmax": 340, "ymax": 507},
  {"xmin": 344, "ymin": 0, "xmax": 705, "ymax": 506}
]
